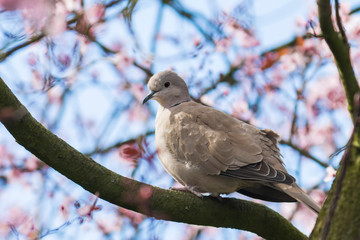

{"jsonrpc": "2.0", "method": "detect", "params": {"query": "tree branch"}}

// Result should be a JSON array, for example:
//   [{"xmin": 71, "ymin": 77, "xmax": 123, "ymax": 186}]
[
  {"xmin": 0, "ymin": 33, "xmax": 44, "ymax": 62},
  {"xmin": 84, "ymin": 131, "xmax": 154, "ymax": 156},
  {"xmin": 262, "ymin": 5, "xmax": 360, "ymax": 56},
  {"xmin": 310, "ymin": 1, "xmax": 360, "ymax": 238},
  {"xmin": 280, "ymin": 140, "xmax": 329, "ymax": 168},
  {"xmin": 317, "ymin": 0, "xmax": 359, "ymax": 119},
  {"xmin": 334, "ymin": 0, "xmax": 347, "ymax": 43},
  {"xmin": 0, "ymin": 77, "xmax": 306, "ymax": 240},
  {"xmin": 310, "ymin": 92, "xmax": 360, "ymax": 239}
]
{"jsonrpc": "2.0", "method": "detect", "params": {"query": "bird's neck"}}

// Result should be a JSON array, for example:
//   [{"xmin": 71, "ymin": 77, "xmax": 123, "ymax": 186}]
[
  {"xmin": 170, "ymin": 99, "xmax": 191, "ymax": 108},
  {"xmin": 160, "ymin": 94, "xmax": 191, "ymax": 109}
]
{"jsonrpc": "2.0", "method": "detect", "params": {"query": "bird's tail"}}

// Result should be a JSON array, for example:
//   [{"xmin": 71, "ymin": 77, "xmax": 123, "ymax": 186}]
[{"xmin": 284, "ymin": 184, "xmax": 321, "ymax": 214}]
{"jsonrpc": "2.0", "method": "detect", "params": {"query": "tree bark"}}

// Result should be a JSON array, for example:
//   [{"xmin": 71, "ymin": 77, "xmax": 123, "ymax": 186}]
[
  {"xmin": 0, "ymin": 77, "xmax": 306, "ymax": 240},
  {"xmin": 310, "ymin": 97, "xmax": 360, "ymax": 239},
  {"xmin": 310, "ymin": 0, "xmax": 360, "ymax": 239}
]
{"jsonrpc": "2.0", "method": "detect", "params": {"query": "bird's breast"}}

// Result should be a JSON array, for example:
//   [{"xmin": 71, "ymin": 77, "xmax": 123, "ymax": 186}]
[{"xmin": 155, "ymin": 107, "xmax": 203, "ymax": 184}]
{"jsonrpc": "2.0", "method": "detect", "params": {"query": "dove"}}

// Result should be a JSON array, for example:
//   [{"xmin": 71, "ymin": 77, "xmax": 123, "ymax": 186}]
[{"xmin": 142, "ymin": 70, "xmax": 321, "ymax": 213}]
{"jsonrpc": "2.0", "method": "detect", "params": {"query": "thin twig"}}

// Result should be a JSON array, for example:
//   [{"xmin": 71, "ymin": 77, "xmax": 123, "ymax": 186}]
[
  {"xmin": 0, "ymin": 33, "xmax": 44, "ymax": 62},
  {"xmin": 280, "ymin": 140, "xmax": 329, "ymax": 168},
  {"xmin": 334, "ymin": 0, "xmax": 348, "ymax": 44},
  {"xmin": 85, "ymin": 131, "xmax": 155, "ymax": 156},
  {"xmin": 0, "ymin": 1, "xmax": 125, "ymax": 63}
]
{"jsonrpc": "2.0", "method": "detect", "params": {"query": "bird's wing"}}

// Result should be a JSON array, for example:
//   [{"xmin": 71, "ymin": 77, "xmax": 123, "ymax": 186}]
[{"xmin": 168, "ymin": 102, "xmax": 295, "ymax": 184}]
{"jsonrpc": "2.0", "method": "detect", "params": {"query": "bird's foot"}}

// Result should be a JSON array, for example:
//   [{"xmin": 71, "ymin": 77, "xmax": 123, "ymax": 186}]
[
  {"xmin": 210, "ymin": 194, "xmax": 223, "ymax": 201},
  {"xmin": 170, "ymin": 186, "xmax": 203, "ymax": 198}
]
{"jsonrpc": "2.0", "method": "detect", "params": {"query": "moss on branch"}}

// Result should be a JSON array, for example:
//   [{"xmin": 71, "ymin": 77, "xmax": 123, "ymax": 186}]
[{"xmin": 310, "ymin": 0, "xmax": 360, "ymax": 238}]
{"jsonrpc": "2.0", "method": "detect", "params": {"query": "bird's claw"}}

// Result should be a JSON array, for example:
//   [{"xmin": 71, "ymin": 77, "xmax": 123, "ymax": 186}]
[
  {"xmin": 170, "ymin": 186, "xmax": 203, "ymax": 198},
  {"xmin": 210, "ymin": 194, "xmax": 223, "ymax": 201}
]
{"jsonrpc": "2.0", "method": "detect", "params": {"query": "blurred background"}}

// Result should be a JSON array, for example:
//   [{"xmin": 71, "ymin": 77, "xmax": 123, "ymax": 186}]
[{"xmin": 0, "ymin": 0, "xmax": 359, "ymax": 239}]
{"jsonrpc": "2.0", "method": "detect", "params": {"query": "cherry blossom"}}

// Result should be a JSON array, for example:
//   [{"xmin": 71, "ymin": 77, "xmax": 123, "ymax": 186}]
[{"xmin": 119, "ymin": 143, "xmax": 143, "ymax": 164}]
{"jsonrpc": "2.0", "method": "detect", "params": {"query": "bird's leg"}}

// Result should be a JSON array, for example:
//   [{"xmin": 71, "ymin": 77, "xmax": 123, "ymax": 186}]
[{"xmin": 170, "ymin": 185, "xmax": 203, "ymax": 198}]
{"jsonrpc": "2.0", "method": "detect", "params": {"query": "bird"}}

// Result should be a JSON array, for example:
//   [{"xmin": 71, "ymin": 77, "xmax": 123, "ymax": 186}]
[{"xmin": 142, "ymin": 70, "xmax": 321, "ymax": 214}]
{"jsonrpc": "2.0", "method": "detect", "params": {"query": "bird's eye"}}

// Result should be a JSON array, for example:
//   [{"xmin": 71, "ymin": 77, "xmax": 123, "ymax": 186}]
[{"xmin": 164, "ymin": 82, "xmax": 170, "ymax": 88}]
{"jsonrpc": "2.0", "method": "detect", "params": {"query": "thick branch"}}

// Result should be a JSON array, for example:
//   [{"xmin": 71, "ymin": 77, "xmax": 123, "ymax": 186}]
[
  {"xmin": 317, "ymin": 0, "xmax": 359, "ymax": 119},
  {"xmin": 0, "ymin": 78, "xmax": 306, "ymax": 240},
  {"xmin": 310, "ymin": 1, "xmax": 360, "ymax": 238},
  {"xmin": 310, "ymin": 92, "xmax": 360, "ymax": 239}
]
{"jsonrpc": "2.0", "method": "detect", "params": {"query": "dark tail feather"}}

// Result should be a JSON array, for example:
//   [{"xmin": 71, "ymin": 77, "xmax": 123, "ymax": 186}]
[
  {"xmin": 284, "ymin": 185, "xmax": 321, "ymax": 214},
  {"xmin": 237, "ymin": 184, "xmax": 321, "ymax": 214},
  {"xmin": 237, "ymin": 186, "xmax": 297, "ymax": 202}
]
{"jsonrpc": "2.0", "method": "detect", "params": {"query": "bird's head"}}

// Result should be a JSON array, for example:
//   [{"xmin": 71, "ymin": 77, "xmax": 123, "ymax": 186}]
[{"xmin": 142, "ymin": 70, "xmax": 191, "ymax": 108}]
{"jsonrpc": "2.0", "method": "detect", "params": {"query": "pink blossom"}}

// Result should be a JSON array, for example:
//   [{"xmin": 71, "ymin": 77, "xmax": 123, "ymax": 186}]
[
  {"xmin": 271, "ymin": 68, "xmax": 285, "ymax": 86},
  {"xmin": 181, "ymin": 225, "xmax": 206, "ymax": 240},
  {"xmin": 96, "ymin": 216, "xmax": 121, "ymax": 235},
  {"xmin": 0, "ymin": 145, "xmax": 14, "ymax": 167},
  {"xmin": 84, "ymin": 4, "xmax": 105, "ymax": 25},
  {"xmin": 25, "ymin": 156, "xmax": 38, "ymax": 171},
  {"xmin": 306, "ymin": 75, "xmax": 347, "ymax": 117},
  {"xmin": 128, "ymin": 103, "xmax": 150, "ymax": 122},
  {"xmin": 297, "ymin": 122, "xmax": 337, "ymax": 155},
  {"xmin": 110, "ymin": 42, "xmax": 123, "ymax": 52},
  {"xmin": 31, "ymin": 70, "xmax": 43, "ymax": 90},
  {"xmin": 118, "ymin": 143, "xmax": 142, "ymax": 164},
  {"xmin": 279, "ymin": 52, "xmax": 306, "ymax": 73},
  {"xmin": 200, "ymin": 95, "xmax": 214, "ymax": 106},
  {"xmin": 193, "ymin": 37, "xmax": 201, "ymax": 47},
  {"xmin": 309, "ymin": 189, "xmax": 326, "ymax": 205},
  {"xmin": 0, "ymin": 0, "xmax": 26, "ymax": 11},
  {"xmin": 215, "ymin": 37, "xmax": 233, "ymax": 53},
  {"xmin": 47, "ymin": 86, "xmax": 64, "ymax": 105},
  {"xmin": 77, "ymin": 197, "xmax": 101, "ymax": 219},
  {"xmin": 46, "ymin": 2, "xmax": 68, "ymax": 36},
  {"xmin": 237, "ymin": 30, "xmax": 260, "ymax": 48},
  {"xmin": 77, "ymin": 204, "xmax": 92, "ymax": 217},
  {"xmin": 59, "ymin": 197, "xmax": 75, "ymax": 219},
  {"xmin": 76, "ymin": 34, "xmax": 90, "ymax": 54},
  {"xmin": 6, "ymin": 207, "xmax": 38, "ymax": 237},
  {"xmin": 295, "ymin": 16, "xmax": 307, "ymax": 29},
  {"xmin": 231, "ymin": 100, "xmax": 252, "ymax": 121},
  {"xmin": 324, "ymin": 166, "xmax": 336, "ymax": 182},
  {"xmin": 63, "ymin": 0, "xmax": 81, "ymax": 12},
  {"xmin": 5, "ymin": 168, "xmax": 22, "ymax": 183},
  {"xmin": 113, "ymin": 50, "xmax": 134, "ymax": 71},
  {"xmin": 27, "ymin": 53, "xmax": 37, "ymax": 67},
  {"xmin": 222, "ymin": 87, "xmax": 229, "ymax": 96},
  {"xmin": 129, "ymin": 84, "xmax": 147, "ymax": 103},
  {"xmin": 222, "ymin": 14, "xmax": 259, "ymax": 48},
  {"xmin": 291, "ymin": 204, "xmax": 318, "ymax": 233},
  {"xmin": 243, "ymin": 54, "xmax": 260, "ymax": 75},
  {"xmin": 58, "ymin": 54, "xmax": 71, "ymax": 69},
  {"xmin": 118, "ymin": 208, "xmax": 145, "ymax": 226},
  {"xmin": 21, "ymin": 0, "xmax": 54, "ymax": 34},
  {"xmin": 0, "ymin": 222, "xmax": 10, "ymax": 237},
  {"xmin": 338, "ymin": 2, "xmax": 350, "ymax": 22}
]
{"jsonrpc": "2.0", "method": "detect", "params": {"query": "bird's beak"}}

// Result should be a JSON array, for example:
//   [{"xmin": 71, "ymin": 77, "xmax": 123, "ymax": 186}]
[{"xmin": 142, "ymin": 91, "xmax": 156, "ymax": 104}]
